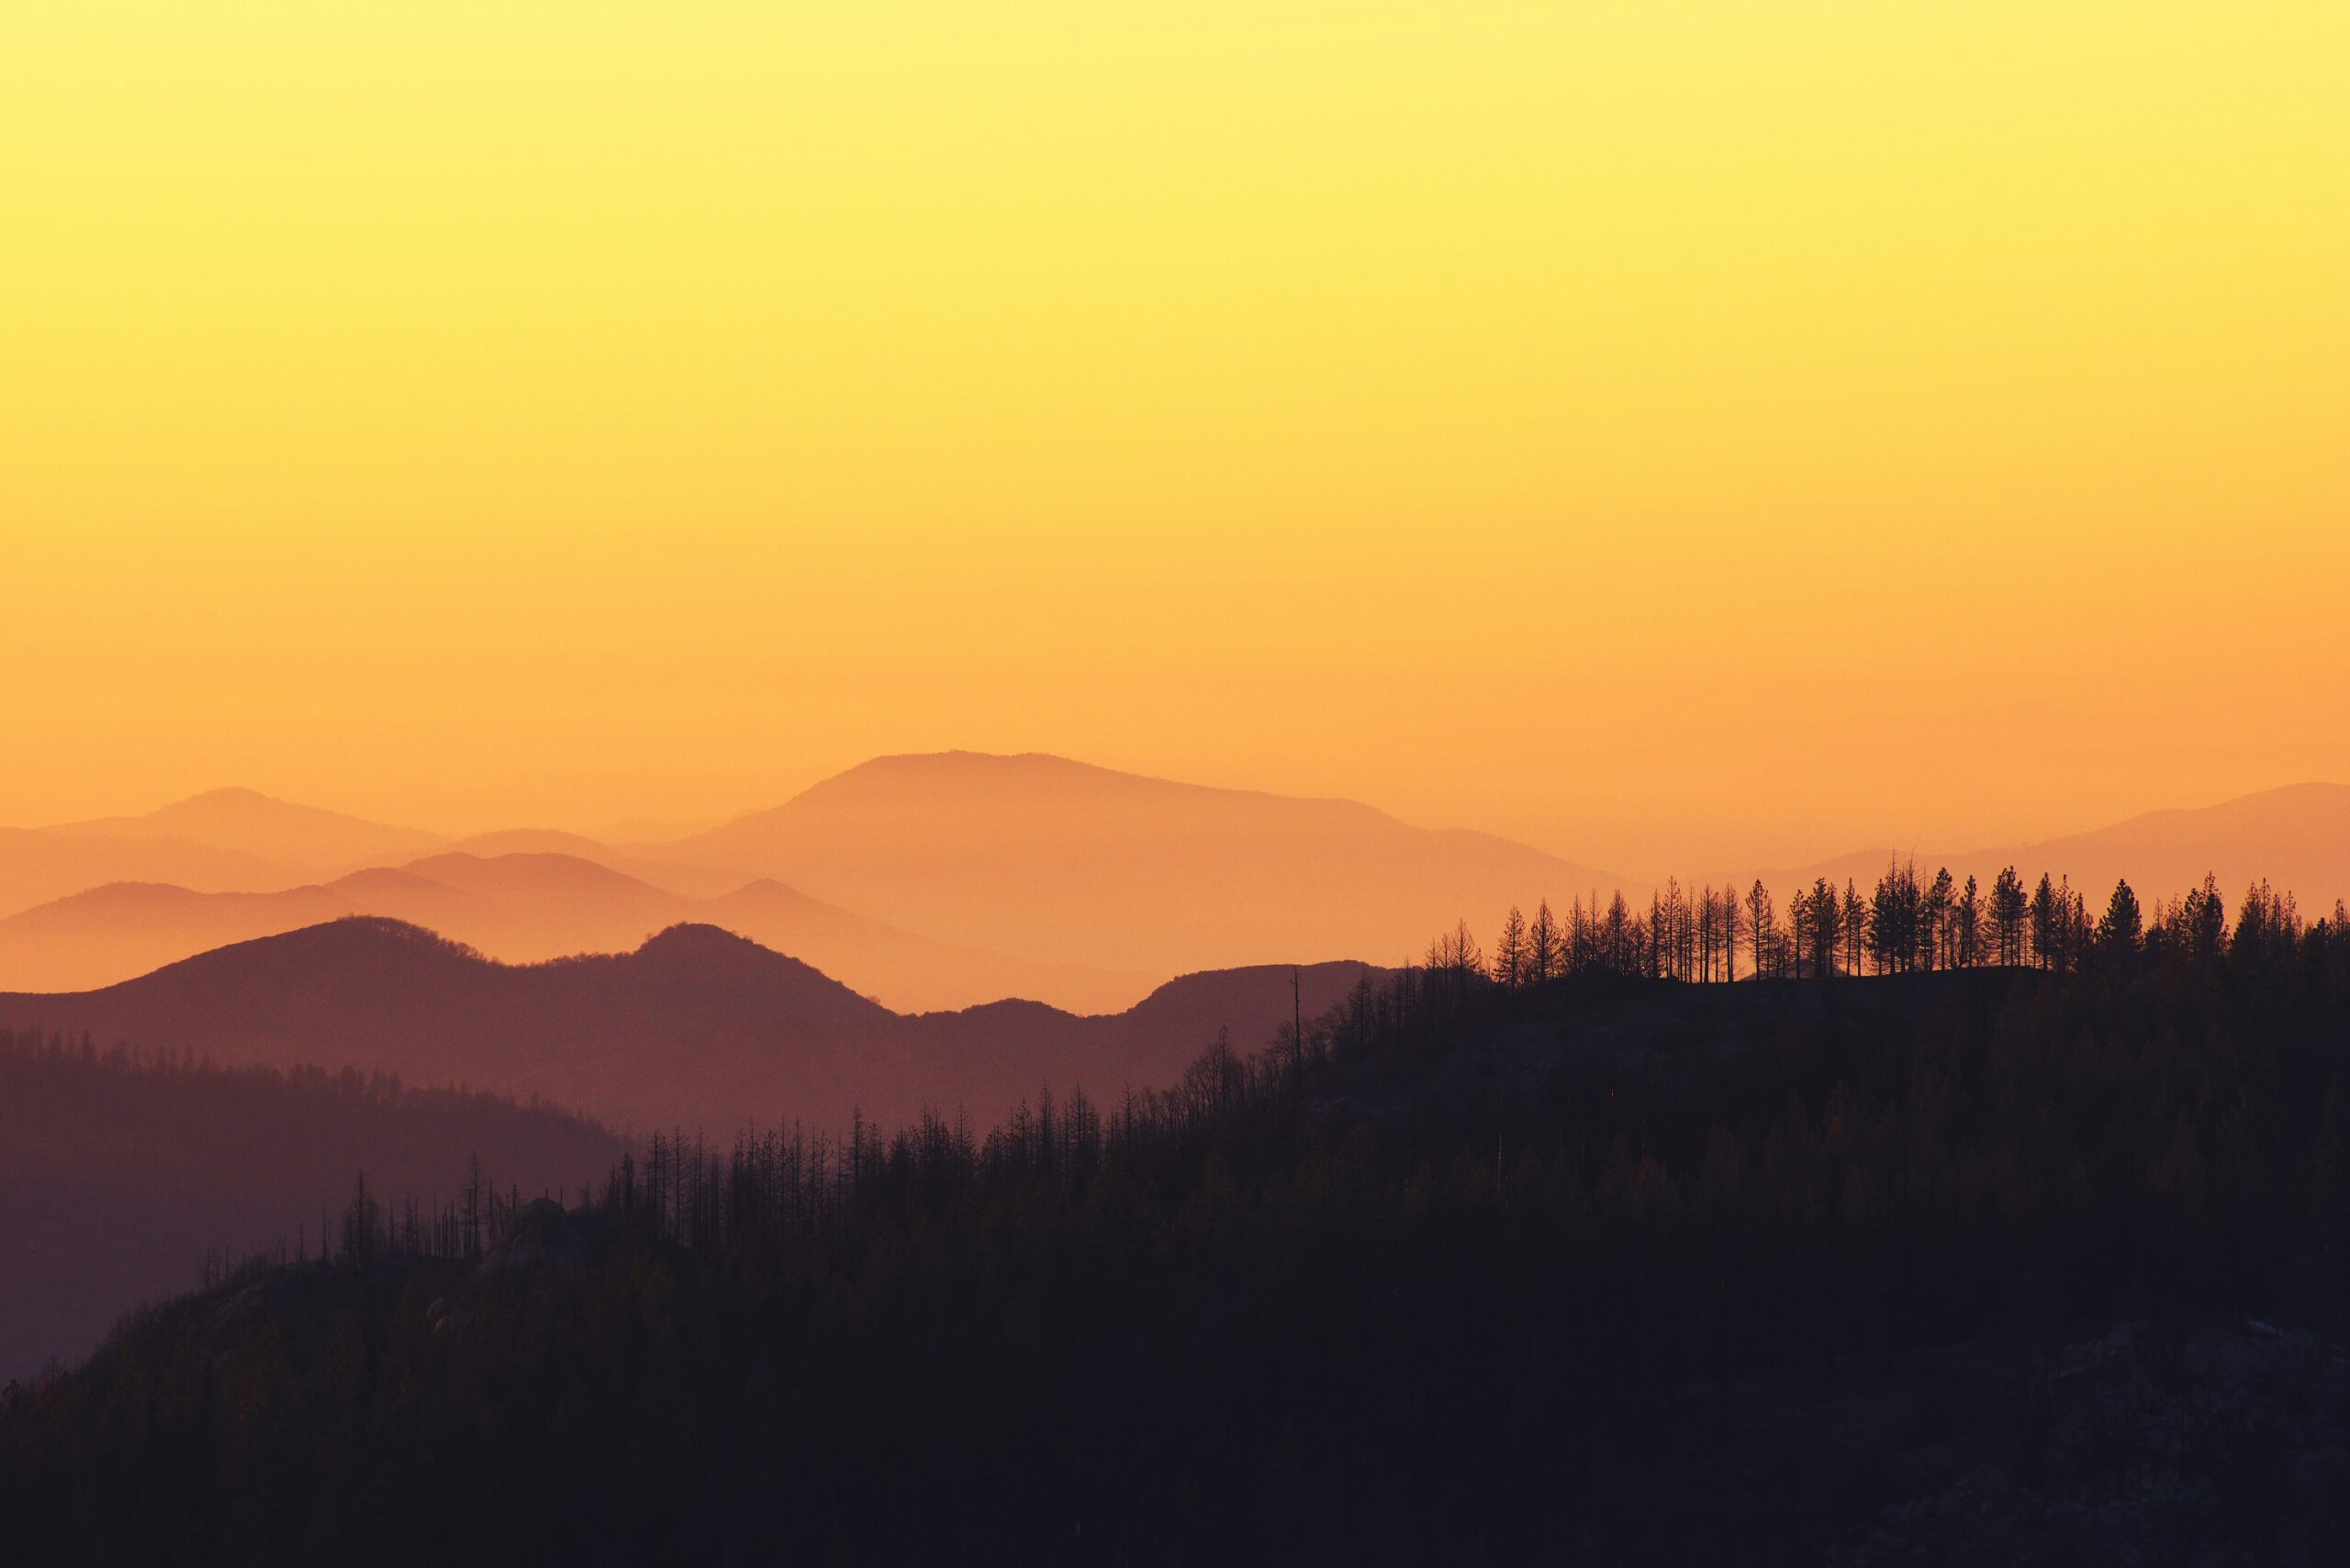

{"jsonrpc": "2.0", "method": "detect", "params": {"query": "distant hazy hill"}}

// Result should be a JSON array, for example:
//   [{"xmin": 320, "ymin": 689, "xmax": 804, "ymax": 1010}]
[
  {"xmin": 0, "ymin": 1030, "xmax": 621, "ymax": 1380},
  {"xmin": 660, "ymin": 752, "xmax": 1633, "ymax": 977},
  {"xmin": 0, "ymin": 826, "xmax": 307, "ymax": 920},
  {"xmin": 18, "ymin": 770, "xmax": 2342, "ymax": 996},
  {"xmin": 1776, "ymin": 782, "xmax": 2350, "ymax": 911},
  {"xmin": 442, "ymin": 830, "xmax": 746, "ymax": 899},
  {"xmin": 49, "ymin": 787, "xmax": 446, "ymax": 871},
  {"xmin": 0, "ymin": 788, "xmax": 446, "ymax": 922},
  {"xmin": 0, "ymin": 919, "xmax": 1382, "ymax": 1137},
  {"xmin": 0, "ymin": 852, "xmax": 1149, "ymax": 1012},
  {"xmin": 0, "ymin": 872, "xmax": 506, "ymax": 992}
]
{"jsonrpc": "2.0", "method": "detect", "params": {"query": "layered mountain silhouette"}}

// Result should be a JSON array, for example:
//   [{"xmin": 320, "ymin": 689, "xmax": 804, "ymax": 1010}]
[
  {"xmin": 1774, "ymin": 782, "xmax": 2350, "ymax": 910},
  {"xmin": 0, "ymin": 825, "xmax": 306, "ymax": 918},
  {"xmin": 653, "ymin": 752, "xmax": 1633, "ymax": 977},
  {"xmin": 0, "ymin": 853, "xmax": 1147, "ymax": 1013},
  {"xmin": 11, "ymin": 767, "xmax": 2344, "ymax": 1010},
  {"xmin": 0, "ymin": 918, "xmax": 1382, "ymax": 1137},
  {"xmin": 48, "ymin": 787, "xmax": 445, "ymax": 872},
  {"xmin": 0, "ymin": 759, "xmax": 1613, "ymax": 1006},
  {"xmin": 0, "ymin": 789, "xmax": 445, "ymax": 924},
  {"xmin": 440, "ymin": 829, "xmax": 745, "ymax": 899},
  {"xmin": 0, "ymin": 875, "xmax": 481, "ymax": 991}
]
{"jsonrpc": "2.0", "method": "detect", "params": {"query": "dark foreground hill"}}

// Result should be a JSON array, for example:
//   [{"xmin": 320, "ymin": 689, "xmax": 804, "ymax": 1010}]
[
  {"xmin": 9, "ymin": 924, "xmax": 2350, "ymax": 1565},
  {"xmin": 0, "ymin": 1032, "xmax": 621, "ymax": 1380},
  {"xmin": 0, "ymin": 919, "xmax": 1382, "ymax": 1137}
]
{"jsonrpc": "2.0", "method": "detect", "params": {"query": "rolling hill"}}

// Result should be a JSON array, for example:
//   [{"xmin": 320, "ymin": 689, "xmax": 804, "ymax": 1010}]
[
  {"xmin": 442, "ymin": 829, "xmax": 746, "ymax": 898},
  {"xmin": 47, "ymin": 787, "xmax": 446, "ymax": 871},
  {"xmin": 18, "ymin": 771, "xmax": 2343, "ymax": 1000},
  {"xmin": 0, "ymin": 918, "xmax": 1382, "ymax": 1137},
  {"xmin": 0, "ymin": 826, "xmax": 307, "ymax": 920},
  {"xmin": 0, "ymin": 853, "xmax": 1150, "ymax": 1012}
]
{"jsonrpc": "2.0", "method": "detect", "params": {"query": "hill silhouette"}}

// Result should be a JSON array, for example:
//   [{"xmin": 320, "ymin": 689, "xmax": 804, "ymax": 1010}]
[
  {"xmin": 21, "ymin": 769, "xmax": 2344, "ymax": 1003},
  {"xmin": 0, "ymin": 853, "xmax": 1150, "ymax": 1012},
  {"xmin": 14, "ymin": 925, "xmax": 2350, "ymax": 1563},
  {"xmin": 0, "ymin": 874, "xmax": 504, "ymax": 991},
  {"xmin": 0, "ymin": 919, "xmax": 1382, "ymax": 1137},
  {"xmin": 49, "ymin": 788, "xmax": 445, "ymax": 871},
  {"xmin": 0, "ymin": 827, "xmax": 304, "ymax": 920},
  {"xmin": 442, "ymin": 830, "xmax": 745, "ymax": 898},
  {"xmin": 660, "ymin": 751, "xmax": 1634, "ymax": 978}
]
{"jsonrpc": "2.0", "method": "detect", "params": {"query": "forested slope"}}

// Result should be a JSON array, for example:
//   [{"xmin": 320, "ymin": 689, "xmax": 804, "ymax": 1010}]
[
  {"xmin": 7, "ymin": 901, "xmax": 2349, "ymax": 1563},
  {"xmin": 0, "ymin": 1033, "xmax": 621, "ymax": 1379}
]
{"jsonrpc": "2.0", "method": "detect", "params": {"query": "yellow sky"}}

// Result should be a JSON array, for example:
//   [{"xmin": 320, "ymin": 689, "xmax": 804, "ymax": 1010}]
[{"xmin": 3, "ymin": 2, "xmax": 2344, "ymax": 872}]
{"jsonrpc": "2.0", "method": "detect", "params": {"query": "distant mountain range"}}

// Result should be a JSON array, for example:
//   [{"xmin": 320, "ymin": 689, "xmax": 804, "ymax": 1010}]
[
  {"xmin": 0, "ymin": 823, "xmax": 307, "ymax": 916},
  {"xmin": 5, "ymin": 762, "xmax": 2343, "ymax": 1008},
  {"xmin": 0, "ymin": 918, "xmax": 1382, "ymax": 1137},
  {"xmin": 0, "ymin": 757, "xmax": 1631, "ymax": 1005},
  {"xmin": 48, "ymin": 787, "xmax": 448, "ymax": 871},
  {"xmin": 654, "ymin": 752, "xmax": 1632, "ymax": 976},
  {"xmin": 1769, "ymin": 781, "xmax": 2350, "ymax": 912},
  {"xmin": 0, "ymin": 852, "xmax": 1145, "ymax": 1013}
]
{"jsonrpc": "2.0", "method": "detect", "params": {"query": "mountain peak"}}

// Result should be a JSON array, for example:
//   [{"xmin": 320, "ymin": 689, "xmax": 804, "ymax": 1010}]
[
  {"xmin": 271, "ymin": 913, "xmax": 476, "ymax": 954},
  {"xmin": 785, "ymin": 751, "xmax": 1370, "ymax": 816},
  {"xmin": 791, "ymin": 751, "xmax": 1150, "ymax": 805},
  {"xmin": 636, "ymin": 921, "xmax": 766, "ymax": 958},
  {"xmin": 402, "ymin": 850, "xmax": 657, "ymax": 900},
  {"xmin": 167, "ymin": 786, "xmax": 282, "ymax": 809},
  {"xmin": 149, "ymin": 788, "xmax": 387, "ymax": 826},
  {"xmin": 52, "ymin": 789, "xmax": 447, "ymax": 870},
  {"xmin": 627, "ymin": 924, "xmax": 887, "ymax": 1018},
  {"xmin": 666, "ymin": 753, "xmax": 1627, "ymax": 980}
]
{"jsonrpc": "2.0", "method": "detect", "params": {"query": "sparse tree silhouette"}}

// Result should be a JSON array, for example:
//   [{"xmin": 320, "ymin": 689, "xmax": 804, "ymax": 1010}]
[
  {"xmin": 1990, "ymin": 867, "xmax": 2030, "ymax": 966},
  {"xmin": 2097, "ymin": 879, "xmax": 2143, "ymax": 961},
  {"xmin": 1745, "ymin": 879, "xmax": 1777, "ymax": 980},
  {"xmin": 1494, "ymin": 905, "xmax": 1528, "ymax": 989},
  {"xmin": 1922, "ymin": 868, "xmax": 1956, "ymax": 970},
  {"xmin": 1715, "ymin": 885, "xmax": 1742, "ymax": 981},
  {"xmin": 1528, "ymin": 899, "xmax": 1561, "ymax": 983},
  {"xmin": 1867, "ymin": 859, "xmax": 1923, "ymax": 974},
  {"xmin": 1954, "ymin": 874, "xmax": 1986, "ymax": 969}
]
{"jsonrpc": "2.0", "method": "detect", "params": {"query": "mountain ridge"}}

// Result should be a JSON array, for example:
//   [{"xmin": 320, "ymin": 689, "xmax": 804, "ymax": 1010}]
[
  {"xmin": 0, "ymin": 916, "xmax": 1385, "ymax": 1138},
  {"xmin": 47, "ymin": 787, "xmax": 446, "ymax": 869},
  {"xmin": 0, "ymin": 851, "xmax": 1149, "ymax": 1011}
]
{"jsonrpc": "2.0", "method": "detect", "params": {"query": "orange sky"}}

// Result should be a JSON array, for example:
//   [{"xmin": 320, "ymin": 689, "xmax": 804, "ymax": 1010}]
[{"xmin": 4, "ymin": 3, "xmax": 2345, "ymax": 875}]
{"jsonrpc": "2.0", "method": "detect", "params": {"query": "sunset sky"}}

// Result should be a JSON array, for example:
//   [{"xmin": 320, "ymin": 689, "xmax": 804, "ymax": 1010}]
[{"xmin": 5, "ymin": 2, "xmax": 2344, "ymax": 873}]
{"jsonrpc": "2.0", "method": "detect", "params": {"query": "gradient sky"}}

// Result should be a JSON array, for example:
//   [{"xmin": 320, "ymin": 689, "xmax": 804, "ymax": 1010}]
[{"xmin": 4, "ymin": 2, "xmax": 2345, "ymax": 873}]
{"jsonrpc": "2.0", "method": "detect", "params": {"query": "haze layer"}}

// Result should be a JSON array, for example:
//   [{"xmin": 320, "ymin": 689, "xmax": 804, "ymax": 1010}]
[{"xmin": 5, "ymin": 3, "xmax": 2344, "ymax": 870}]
